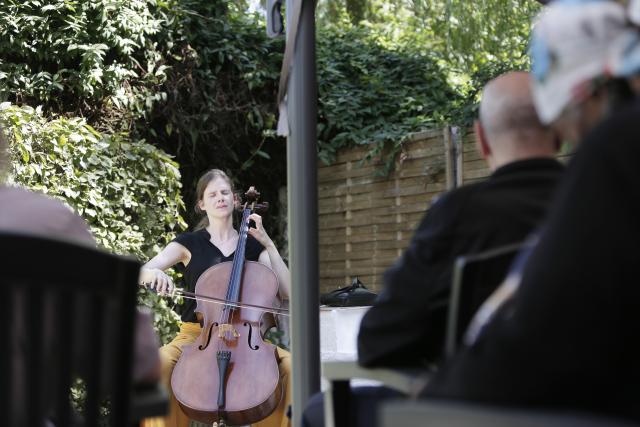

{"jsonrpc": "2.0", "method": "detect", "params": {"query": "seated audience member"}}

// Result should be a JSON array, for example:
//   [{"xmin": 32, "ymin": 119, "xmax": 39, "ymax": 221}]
[
  {"xmin": 0, "ymin": 127, "xmax": 161, "ymax": 423},
  {"xmin": 358, "ymin": 71, "xmax": 564, "ymax": 369},
  {"xmin": 424, "ymin": 2, "xmax": 640, "ymax": 422},
  {"xmin": 302, "ymin": 71, "xmax": 564, "ymax": 427}
]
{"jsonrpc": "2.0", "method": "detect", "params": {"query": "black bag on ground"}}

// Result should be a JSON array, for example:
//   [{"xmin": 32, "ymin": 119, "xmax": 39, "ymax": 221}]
[{"xmin": 320, "ymin": 277, "xmax": 377, "ymax": 307}]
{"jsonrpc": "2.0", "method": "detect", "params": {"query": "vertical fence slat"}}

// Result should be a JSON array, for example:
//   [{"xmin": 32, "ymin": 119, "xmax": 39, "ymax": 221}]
[{"xmin": 443, "ymin": 126, "xmax": 455, "ymax": 191}]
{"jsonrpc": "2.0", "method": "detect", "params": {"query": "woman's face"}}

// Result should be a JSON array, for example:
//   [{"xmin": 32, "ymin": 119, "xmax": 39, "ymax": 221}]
[{"xmin": 198, "ymin": 177, "xmax": 235, "ymax": 219}]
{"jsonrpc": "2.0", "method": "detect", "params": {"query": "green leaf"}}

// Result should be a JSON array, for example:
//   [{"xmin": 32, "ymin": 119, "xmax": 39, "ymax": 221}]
[{"xmin": 255, "ymin": 150, "xmax": 270, "ymax": 159}]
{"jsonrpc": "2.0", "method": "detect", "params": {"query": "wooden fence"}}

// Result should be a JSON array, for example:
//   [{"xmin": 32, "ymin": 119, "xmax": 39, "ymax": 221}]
[{"xmin": 318, "ymin": 126, "xmax": 489, "ymax": 294}]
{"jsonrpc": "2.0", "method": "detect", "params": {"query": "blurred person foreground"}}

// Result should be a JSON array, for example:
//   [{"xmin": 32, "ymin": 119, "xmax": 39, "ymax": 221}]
[{"xmin": 0, "ymin": 127, "xmax": 161, "ymax": 426}]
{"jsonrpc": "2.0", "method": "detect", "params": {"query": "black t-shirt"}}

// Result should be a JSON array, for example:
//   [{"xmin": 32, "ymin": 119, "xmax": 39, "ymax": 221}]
[{"xmin": 172, "ymin": 228, "xmax": 265, "ymax": 322}]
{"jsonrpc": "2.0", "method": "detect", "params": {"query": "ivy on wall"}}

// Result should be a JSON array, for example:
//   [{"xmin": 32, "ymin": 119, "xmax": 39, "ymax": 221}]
[{"xmin": 317, "ymin": 24, "xmax": 461, "ymax": 172}]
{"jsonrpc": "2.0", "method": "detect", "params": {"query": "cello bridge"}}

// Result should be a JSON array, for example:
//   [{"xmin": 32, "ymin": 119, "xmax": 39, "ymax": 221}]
[{"xmin": 218, "ymin": 323, "xmax": 240, "ymax": 339}]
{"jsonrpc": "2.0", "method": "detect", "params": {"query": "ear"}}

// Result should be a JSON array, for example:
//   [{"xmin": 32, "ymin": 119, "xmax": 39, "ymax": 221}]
[
  {"xmin": 197, "ymin": 199, "xmax": 205, "ymax": 212},
  {"xmin": 474, "ymin": 120, "xmax": 491, "ymax": 159}
]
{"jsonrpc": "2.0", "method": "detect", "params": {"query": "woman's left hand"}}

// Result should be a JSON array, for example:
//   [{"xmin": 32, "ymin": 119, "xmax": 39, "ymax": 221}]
[{"xmin": 247, "ymin": 213, "xmax": 274, "ymax": 248}]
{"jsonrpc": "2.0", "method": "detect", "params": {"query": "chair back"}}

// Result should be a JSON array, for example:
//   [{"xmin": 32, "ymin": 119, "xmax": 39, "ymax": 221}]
[
  {"xmin": 0, "ymin": 232, "xmax": 140, "ymax": 427},
  {"xmin": 445, "ymin": 242, "xmax": 530, "ymax": 358}
]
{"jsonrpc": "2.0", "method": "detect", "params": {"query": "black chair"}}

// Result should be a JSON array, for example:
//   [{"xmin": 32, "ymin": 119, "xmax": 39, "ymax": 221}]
[
  {"xmin": 445, "ymin": 241, "xmax": 530, "ymax": 357},
  {"xmin": 0, "ymin": 231, "xmax": 140, "ymax": 427}
]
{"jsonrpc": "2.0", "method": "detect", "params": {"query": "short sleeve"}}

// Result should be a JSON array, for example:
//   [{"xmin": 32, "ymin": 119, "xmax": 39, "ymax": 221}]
[
  {"xmin": 245, "ymin": 235, "xmax": 265, "ymax": 261},
  {"xmin": 172, "ymin": 232, "xmax": 198, "ymax": 254}
]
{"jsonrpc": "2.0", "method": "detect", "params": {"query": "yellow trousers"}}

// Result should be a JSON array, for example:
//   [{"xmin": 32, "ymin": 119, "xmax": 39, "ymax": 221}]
[{"xmin": 142, "ymin": 322, "xmax": 291, "ymax": 427}]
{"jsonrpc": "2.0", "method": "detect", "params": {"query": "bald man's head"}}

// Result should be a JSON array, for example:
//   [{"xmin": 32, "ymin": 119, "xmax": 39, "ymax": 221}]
[{"xmin": 476, "ymin": 71, "xmax": 559, "ymax": 171}]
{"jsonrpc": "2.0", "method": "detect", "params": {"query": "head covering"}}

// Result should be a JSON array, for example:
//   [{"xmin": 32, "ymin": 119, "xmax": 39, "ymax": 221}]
[
  {"xmin": 530, "ymin": 0, "xmax": 640, "ymax": 124},
  {"xmin": 629, "ymin": 0, "xmax": 640, "ymax": 26}
]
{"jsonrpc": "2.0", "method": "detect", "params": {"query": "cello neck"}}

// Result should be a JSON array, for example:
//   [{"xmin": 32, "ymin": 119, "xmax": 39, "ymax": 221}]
[{"xmin": 226, "ymin": 208, "xmax": 251, "ymax": 304}]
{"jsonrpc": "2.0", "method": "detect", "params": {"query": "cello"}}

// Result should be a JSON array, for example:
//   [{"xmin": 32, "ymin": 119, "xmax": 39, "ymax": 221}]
[{"xmin": 171, "ymin": 187, "xmax": 282, "ymax": 426}]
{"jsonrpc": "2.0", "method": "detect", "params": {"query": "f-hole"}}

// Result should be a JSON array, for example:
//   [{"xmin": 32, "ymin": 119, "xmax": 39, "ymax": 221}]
[
  {"xmin": 199, "ymin": 322, "xmax": 218, "ymax": 350},
  {"xmin": 244, "ymin": 322, "xmax": 259, "ymax": 350}
]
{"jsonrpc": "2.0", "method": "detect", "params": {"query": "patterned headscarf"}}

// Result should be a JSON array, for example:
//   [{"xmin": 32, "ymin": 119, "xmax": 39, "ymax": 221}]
[{"xmin": 529, "ymin": 0, "xmax": 640, "ymax": 123}]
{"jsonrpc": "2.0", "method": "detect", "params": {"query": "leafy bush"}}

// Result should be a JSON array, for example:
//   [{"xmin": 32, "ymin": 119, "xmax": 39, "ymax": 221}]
[
  {"xmin": 318, "ymin": 0, "xmax": 540, "ymax": 76},
  {"xmin": 0, "ymin": 0, "xmax": 170, "ymax": 122},
  {"xmin": 0, "ymin": 103, "xmax": 184, "ymax": 343},
  {"xmin": 317, "ymin": 24, "xmax": 461, "ymax": 171},
  {"xmin": 142, "ymin": 1, "xmax": 287, "ymax": 227}
]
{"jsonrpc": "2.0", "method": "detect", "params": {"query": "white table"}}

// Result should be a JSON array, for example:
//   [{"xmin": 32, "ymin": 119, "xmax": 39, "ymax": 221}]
[{"xmin": 319, "ymin": 306, "xmax": 369, "ymax": 363}]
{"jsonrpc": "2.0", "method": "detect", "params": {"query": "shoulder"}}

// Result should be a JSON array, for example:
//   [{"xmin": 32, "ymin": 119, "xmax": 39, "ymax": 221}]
[
  {"xmin": 415, "ymin": 179, "xmax": 506, "ymax": 238},
  {"xmin": 425, "ymin": 184, "xmax": 481, "ymax": 220},
  {"xmin": 460, "ymin": 160, "xmax": 562, "ymax": 209},
  {"xmin": 440, "ymin": 183, "xmax": 482, "ymax": 205},
  {"xmin": 172, "ymin": 229, "xmax": 208, "ymax": 251},
  {"xmin": 409, "ymin": 188, "xmax": 474, "ymax": 243},
  {"xmin": 0, "ymin": 185, "xmax": 94, "ymax": 245}
]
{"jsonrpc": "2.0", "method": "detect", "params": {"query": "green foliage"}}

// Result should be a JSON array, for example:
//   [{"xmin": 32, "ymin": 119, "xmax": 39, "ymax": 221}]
[
  {"xmin": 0, "ymin": 0, "xmax": 172, "ymax": 124},
  {"xmin": 318, "ymin": 0, "xmax": 541, "ymax": 122},
  {"xmin": 346, "ymin": 0, "xmax": 368, "ymax": 24},
  {"xmin": 264, "ymin": 327, "xmax": 288, "ymax": 351},
  {"xmin": 0, "ymin": 103, "xmax": 183, "ymax": 343},
  {"xmin": 144, "ymin": 0, "xmax": 287, "ymax": 226},
  {"xmin": 427, "ymin": 0, "xmax": 541, "ymax": 72},
  {"xmin": 70, "ymin": 379, "xmax": 110, "ymax": 427},
  {"xmin": 2, "ymin": 0, "xmax": 521, "ymax": 187},
  {"xmin": 318, "ymin": 0, "xmax": 540, "ymax": 72},
  {"xmin": 317, "ymin": 24, "xmax": 461, "ymax": 170}
]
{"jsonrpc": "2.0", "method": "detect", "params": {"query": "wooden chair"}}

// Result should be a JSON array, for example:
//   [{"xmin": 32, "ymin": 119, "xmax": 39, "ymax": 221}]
[
  {"xmin": 0, "ymin": 231, "xmax": 140, "ymax": 427},
  {"xmin": 379, "ymin": 400, "xmax": 640, "ymax": 427}
]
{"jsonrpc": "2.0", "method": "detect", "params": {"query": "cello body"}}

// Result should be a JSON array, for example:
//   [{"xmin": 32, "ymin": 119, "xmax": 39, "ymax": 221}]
[{"xmin": 171, "ymin": 260, "xmax": 282, "ymax": 425}]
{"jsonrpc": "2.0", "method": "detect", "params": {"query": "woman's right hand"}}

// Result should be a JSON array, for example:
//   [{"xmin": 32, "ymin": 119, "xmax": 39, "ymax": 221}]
[{"xmin": 139, "ymin": 267, "xmax": 174, "ymax": 295}]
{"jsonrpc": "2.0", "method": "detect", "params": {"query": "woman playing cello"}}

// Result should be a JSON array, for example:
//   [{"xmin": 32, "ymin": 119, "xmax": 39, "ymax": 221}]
[{"xmin": 140, "ymin": 169, "xmax": 291, "ymax": 427}]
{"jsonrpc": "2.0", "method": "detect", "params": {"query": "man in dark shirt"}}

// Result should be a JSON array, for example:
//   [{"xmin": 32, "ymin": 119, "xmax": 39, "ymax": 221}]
[
  {"xmin": 358, "ymin": 71, "xmax": 564, "ymax": 369},
  {"xmin": 424, "ymin": 1, "xmax": 640, "ymax": 422}
]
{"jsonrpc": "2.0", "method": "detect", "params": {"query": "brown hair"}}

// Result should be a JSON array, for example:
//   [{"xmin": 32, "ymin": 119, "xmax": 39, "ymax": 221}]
[{"xmin": 194, "ymin": 169, "xmax": 234, "ymax": 230}]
